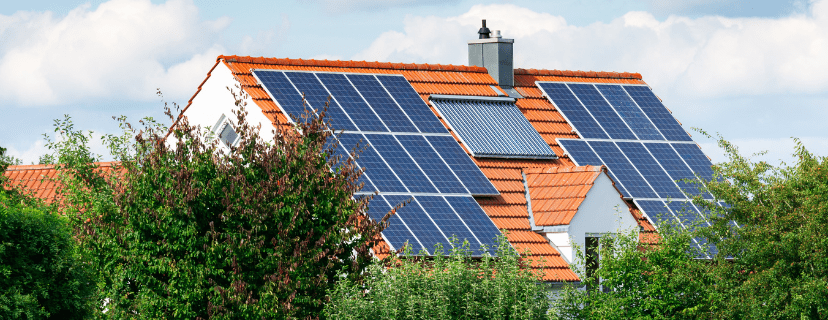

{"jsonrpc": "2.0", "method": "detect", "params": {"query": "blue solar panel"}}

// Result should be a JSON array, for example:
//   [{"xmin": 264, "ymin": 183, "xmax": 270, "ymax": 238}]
[
  {"xmin": 347, "ymin": 74, "xmax": 418, "ymax": 132},
  {"xmin": 671, "ymin": 143, "xmax": 715, "ymax": 182},
  {"xmin": 537, "ymin": 82, "xmax": 608, "ymax": 139},
  {"xmin": 283, "ymin": 72, "xmax": 357, "ymax": 130},
  {"xmin": 364, "ymin": 134, "xmax": 437, "ymax": 193},
  {"xmin": 315, "ymin": 73, "xmax": 388, "ymax": 132},
  {"xmin": 395, "ymin": 135, "xmax": 468, "ymax": 194},
  {"xmin": 667, "ymin": 201, "xmax": 709, "ymax": 229},
  {"xmin": 589, "ymin": 141, "xmax": 657, "ymax": 198},
  {"xmin": 623, "ymin": 86, "xmax": 692, "ymax": 141},
  {"xmin": 386, "ymin": 195, "xmax": 449, "ymax": 255},
  {"xmin": 635, "ymin": 200, "xmax": 675, "ymax": 229},
  {"xmin": 644, "ymin": 143, "xmax": 713, "ymax": 199},
  {"xmin": 568, "ymin": 84, "xmax": 636, "ymax": 140},
  {"xmin": 324, "ymin": 136, "xmax": 376, "ymax": 192},
  {"xmin": 366, "ymin": 195, "xmax": 423, "ymax": 253},
  {"xmin": 616, "ymin": 142, "xmax": 685, "ymax": 199},
  {"xmin": 254, "ymin": 71, "xmax": 309, "ymax": 122},
  {"xmin": 338, "ymin": 133, "xmax": 407, "ymax": 192},
  {"xmin": 446, "ymin": 196, "xmax": 501, "ymax": 255},
  {"xmin": 596, "ymin": 84, "xmax": 664, "ymax": 140},
  {"xmin": 432, "ymin": 99, "xmax": 556, "ymax": 159},
  {"xmin": 558, "ymin": 139, "xmax": 630, "ymax": 197},
  {"xmin": 415, "ymin": 196, "xmax": 481, "ymax": 253},
  {"xmin": 376, "ymin": 75, "xmax": 448, "ymax": 134},
  {"xmin": 427, "ymin": 135, "xmax": 499, "ymax": 195}
]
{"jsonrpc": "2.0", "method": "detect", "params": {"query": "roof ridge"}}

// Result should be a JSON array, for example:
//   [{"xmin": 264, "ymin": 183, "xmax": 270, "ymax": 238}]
[
  {"xmin": 4, "ymin": 162, "xmax": 120, "ymax": 171},
  {"xmin": 219, "ymin": 55, "xmax": 489, "ymax": 73},
  {"xmin": 524, "ymin": 165, "xmax": 605, "ymax": 174},
  {"xmin": 514, "ymin": 68, "xmax": 642, "ymax": 80}
]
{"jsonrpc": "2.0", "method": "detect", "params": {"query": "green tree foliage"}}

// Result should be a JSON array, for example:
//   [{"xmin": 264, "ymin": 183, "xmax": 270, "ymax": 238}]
[
  {"xmin": 0, "ymin": 193, "xmax": 96, "ymax": 319},
  {"xmin": 324, "ymin": 237, "xmax": 552, "ymax": 320},
  {"xmin": 552, "ymin": 135, "xmax": 828, "ymax": 319},
  {"xmin": 49, "ymin": 91, "xmax": 383, "ymax": 319}
]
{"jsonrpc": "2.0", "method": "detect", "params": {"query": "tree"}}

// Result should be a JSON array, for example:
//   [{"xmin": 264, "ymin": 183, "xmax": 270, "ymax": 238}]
[
  {"xmin": 324, "ymin": 237, "xmax": 552, "ymax": 320},
  {"xmin": 50, "ymin": 90, "xmax": 384, "ymax": 319},
  {"xmin": 0, "ymin": 193, "xmax": 96, "ymax": 319},
  {"xmin": 552, "ymin": 135, "xmax": 828, "ymax": 319}
]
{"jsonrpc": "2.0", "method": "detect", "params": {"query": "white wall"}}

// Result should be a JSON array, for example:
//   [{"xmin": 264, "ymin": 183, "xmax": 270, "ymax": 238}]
[
  {"xmin": 544, "ymin": 172, "xmax": 639, "ymax": 270},
  {"xmin": 179, "ymin": 62, "xmax": 276, "ymax": 148}
]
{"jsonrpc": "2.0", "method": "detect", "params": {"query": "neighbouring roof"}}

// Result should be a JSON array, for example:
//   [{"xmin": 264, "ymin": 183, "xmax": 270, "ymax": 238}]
[
  {"xmin": 2, "ymin": 163, "xmax": 119, "ymax": 203},
  {"xmin": 525, "ymin": 165, "xmax": 606, "ymax": 226}
]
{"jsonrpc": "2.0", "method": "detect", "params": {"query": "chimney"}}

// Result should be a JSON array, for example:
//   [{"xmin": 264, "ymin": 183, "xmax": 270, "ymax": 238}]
[{"xmin": 468, "ymin": 19, "xmax": 514, "ymax": 88}]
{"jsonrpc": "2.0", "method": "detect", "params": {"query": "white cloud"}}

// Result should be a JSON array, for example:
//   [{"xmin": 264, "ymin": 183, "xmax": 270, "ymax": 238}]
[
  {"xmin": 313, "ymin": 0, "xmax": 461, "ymax": 13},
  {"xmin": 0, "ymin": 0, "xmax": 230, "ymax": 106},
  {"xmin": 354, "ymin": 2, "xmax": 828, "ymax": 101}
]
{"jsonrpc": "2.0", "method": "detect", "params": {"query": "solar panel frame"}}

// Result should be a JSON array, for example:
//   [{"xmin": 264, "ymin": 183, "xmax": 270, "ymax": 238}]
[
  {"xmin": 395, "ymin": 135, "xmax": 469, "ymax": 194},
  {"xmin": 415, "ymin": 196, "xmax": 483, "ymax": 254},
  {"xmin": 431, "ymin": 98, "xmax": 556, "ymax": 159},
  {"xmin": 427, "ymin": 135, "xmax": 499, "ymax": 196},
  {"xmin": 338, "ymin": 133, "xmax": 408, "ymax": 193},
  {"xmin": 363, "ymin": 134, "xmax": 438, "ymax": 194},
  {"xmin": 364, "ymin": 195, "xmax": 425, "ymax": 253},
  {"xmin": 644, "ymin": 142, "xmax": 713, "ymax": 199},
  {"xmin": 616, "ymin": 141, "xmax": 686, "ymax": 199},
  {"xmin": 588, "ymin": 141, "xmax": 658, "ymax": 199},
  {"xmin": 623, "ymin": 85, "xmax": 692, "ymax": 141},
  {"xmin": 385, "ymin": 195, "xmax": 451, "ymax": 255},
  {"xmin": 376, "ymin": 75, "xmax": 449, "ymax": 134},
  {"xmin": 347, "ymin": 74, "xmax": 419, "ymax": 133},
  {"xmin": 445, "ymin": 196, "xmax": 502, "ymax": 255},
  {"xmin": 283, "ymin": 71, "xmax": 358, "ymax": 131},
  {"xmin": 595, "ymin": 84, "xmax": 665, "ymax": 141},
  {"xmin": 315, "ymin": 73, "xmax": 389, "ymax": 132},
  {"xmin": 568, "ymin": 83, "xmax": 637, "ymax": 140},
  {"xmin": 557, "ymin": 138, "xmax": 630, "ymax": 197},
  {"xmin": 537, "ymin": 82, "xmax": 609, "ymax": 139},
  {"xmin": 252, "ymin": 70, "xmax": 312, "ymax": 123},
  {"xmin": 671, "ymin": 143, "xmax": 716, "ymax": 182}
]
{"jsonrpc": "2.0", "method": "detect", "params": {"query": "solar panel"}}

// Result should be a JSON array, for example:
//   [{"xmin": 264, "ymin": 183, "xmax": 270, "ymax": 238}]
[
  {"xmin": 671, "ymin": 143, "xmax": 715, "ymax": 182},
  {"xmin": 634, "ymin": 199, "xmax": 708, "ymax": 257},
  {"xmin": 376, "ymin": 75, "xmax": 448, "ymax": 134},
  {"xmin": 431, "ymin": 98, "xmax": 556, "ymax": 159},
  {"xmin": 338, "ymin": 133, "xmax": 407, "ymax": 192},
  {"xmin": 255, "ymin": 71, "xmax": 309, "ymax": 122},
  {"xmin": 253, "ymin": 70, "xmax": 504, "ymax": 256},
  {"xmin": 416, "ymin": 196, "xmax": 482, "ymax": 253},
  {"xmin": 644, "ymin": 143, "xmax": 713, "ymax": 199},
  {"xmin": 364, "ymin": 134, "xmax": 437, "ymax": 193},
  {"xmin": 365, "ymin": 195, "xmax": 424, "ymax": 253},
  {"xmin": 568, "ymin": 84, "xmax": 636, "ymax": 140},
  {"xmin": 537, "ymin": 82, "xmax": 608, "ymax": 139},
  {"xmin": 595, "ymin": 84, "xmax": 664, "ymax": 140},
  {"xmin": 427, "ymin": 135, "xmax": 499, "ymax": 196},
  {"xmin": 623, "ymin": 86, "xmax": 692, "ymax": 141},
  {"xmin": 347, "ymin": 74, "xmax": 418, "ymax": 132},
  {"xmin": 324, "ymin": 136, "xmax": 376, "ymax": 192},
  {"xmin": 589, "ymin": 141, "xmax": 657, "ymax": 199},
  {"xmin": 316, "ymin": 73, "xmax": 388, "ymax": 132},
  {"xmin": 446, "ymin": 196, "xmax": 500, "ymax": 255},
  {"xmin": 616, "ymin": 142, "xmax": 685, "ymax": 199},
  {"xmin": 395, "ymin": 135, "xmax": 468, "ymax": 194},
  {"xmin": 284, "ymin": 72, "xmax": 357, "ymax": 130},
  {"xmin": 385, "ymin": 195, "xmax": 449, "ymax": 255}
]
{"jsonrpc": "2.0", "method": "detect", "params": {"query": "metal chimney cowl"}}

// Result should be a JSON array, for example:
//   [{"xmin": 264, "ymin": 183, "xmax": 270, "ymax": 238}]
[{"xmin": 468, "ymin": 19, "xmax": 514, "ymax": 88}]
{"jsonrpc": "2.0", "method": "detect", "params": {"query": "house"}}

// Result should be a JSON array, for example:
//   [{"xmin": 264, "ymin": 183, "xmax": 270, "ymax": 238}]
[{"xmin": 5, "ymin": 21, "xmax": 719, "ymax": 286}]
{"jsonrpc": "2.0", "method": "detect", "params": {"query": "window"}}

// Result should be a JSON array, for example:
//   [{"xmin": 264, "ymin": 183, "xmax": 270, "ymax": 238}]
[{"xmin": 218, "ymin": 123, "xmax": 238, "ymax": 147}]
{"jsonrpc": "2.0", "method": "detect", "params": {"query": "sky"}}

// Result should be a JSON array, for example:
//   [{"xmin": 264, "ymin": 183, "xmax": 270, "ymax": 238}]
[{"xmin": 1, "ymin": 0, "xmax": 826, "ymax": 166}]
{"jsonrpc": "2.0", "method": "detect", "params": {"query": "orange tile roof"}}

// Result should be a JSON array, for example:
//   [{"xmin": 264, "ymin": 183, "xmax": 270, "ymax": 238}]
[
  {"xmin": 2, "ymin": 163, "xmax": 119, "ymax": 204},
  {"xmin": 524, "ymin": 166, "xmax": 604, "ymax": 226},
  {"xmin": 178, "ymin": 55, "xmax": 663, "ymax": 282}
]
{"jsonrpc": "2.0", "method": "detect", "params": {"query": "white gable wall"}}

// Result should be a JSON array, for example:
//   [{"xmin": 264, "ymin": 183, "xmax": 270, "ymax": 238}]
[
  {"xmin": 180, "ymin": 62, "xmax": 276, "ymax": 147},
  {"xmin": 544, "ymin": 172, "xmax": 638, "ymax": 269}
]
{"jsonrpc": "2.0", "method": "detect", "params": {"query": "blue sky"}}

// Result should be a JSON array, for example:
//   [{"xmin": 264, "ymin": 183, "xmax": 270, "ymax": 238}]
[{"xmin": 1, "ymin": 0, "xmax": 826, "ymax": 166}]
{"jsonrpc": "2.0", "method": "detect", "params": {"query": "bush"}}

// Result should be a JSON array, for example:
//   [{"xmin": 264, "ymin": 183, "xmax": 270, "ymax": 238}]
[
  {"xmin": 324, "ymin": 237, "xmax": 551, "ymax": 320},
  {"xmin": 0, "ymin": 193, "xmax": 95, "ymax": 319},
  {"xmin": 49, "ymin": 91, "xmax": 383, "ymax": 319}
]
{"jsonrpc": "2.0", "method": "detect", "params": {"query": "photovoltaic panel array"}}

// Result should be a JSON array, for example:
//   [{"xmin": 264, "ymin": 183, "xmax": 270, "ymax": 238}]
[
  {"xmin": 537, "ymin": 82, "xmax": 692, "ymax": 142},
  {"xmin": 634, "ymin": 199, "xmax": 725, "ymax": 258},
  {"xmin": 543, "ymin": 80, "xmax": 725, "ymax": 257},
  {"xmin": 430, "ymin": 97, "xmax": 557, "ymax": 159},
  {"xmin": 253, "ymin": 69, "xmax": 502, "ymax": 256}
]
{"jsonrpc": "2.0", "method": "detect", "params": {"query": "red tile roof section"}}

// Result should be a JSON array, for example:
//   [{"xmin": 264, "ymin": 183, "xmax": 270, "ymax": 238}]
[
  {"xmin": 3, "ymin": 163, "xmax": 119, "ymax": 203},
  {"xmin": 524, "ymin": 166, "xmax": 604, "ymax": 226}
]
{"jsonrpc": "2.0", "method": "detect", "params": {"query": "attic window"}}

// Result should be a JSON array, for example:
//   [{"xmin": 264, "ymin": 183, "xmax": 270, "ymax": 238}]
[
  {"xmin": 429, "ymin": 95, "xmax": 557, "ymax": 159},
  {"xmin": 212, "ymin": 114, "xmax": 239, "ymax": 147},
  {"xmin": 219, "ymin": 123, "xmax": 238, "ymax": 147}
]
